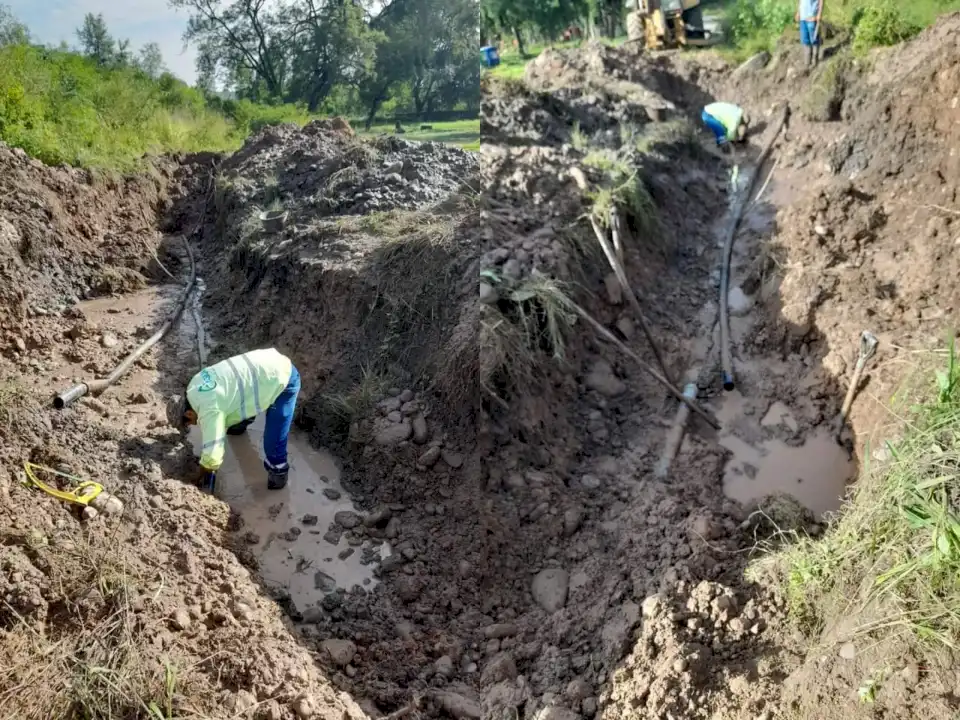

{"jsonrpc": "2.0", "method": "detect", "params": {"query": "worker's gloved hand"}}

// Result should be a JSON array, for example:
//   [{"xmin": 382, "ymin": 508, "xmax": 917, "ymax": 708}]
[{"xmin": 185, "ymin": 462, "xmax": 216, "ymax": 494}]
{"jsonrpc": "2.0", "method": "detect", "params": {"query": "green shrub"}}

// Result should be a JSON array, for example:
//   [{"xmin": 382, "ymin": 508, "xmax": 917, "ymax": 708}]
[
  {"xmin": 729, "ymin": 0, "xmax": 796, "ymax": 52},
  {"xmin": 0, "ymin": 43, "xmax": 317, "ymax": 169},
  {"xmin": 851, "ymin": 1, "xmax": 923, "ymax": 53}
]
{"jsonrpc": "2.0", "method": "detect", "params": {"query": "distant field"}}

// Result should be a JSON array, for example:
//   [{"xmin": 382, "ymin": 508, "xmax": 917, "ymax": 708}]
[{"xmin": 360, "ymin": 118, "xmax": 480, "ymax": 151}]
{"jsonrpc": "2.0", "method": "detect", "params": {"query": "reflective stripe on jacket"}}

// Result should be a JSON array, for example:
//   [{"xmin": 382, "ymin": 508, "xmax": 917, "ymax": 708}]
[
  {"xmin": 703, "ymin": 102, "xmax": 743, "ymax": 142},
  {"xmin": 187, "ymin": 348, "xmax": 293, "ymax": 470}
]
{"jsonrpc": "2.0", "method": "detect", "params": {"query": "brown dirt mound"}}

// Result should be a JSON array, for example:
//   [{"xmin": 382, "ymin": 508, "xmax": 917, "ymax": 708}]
[{"xmin": 0, "ymin": 144, "xmax": 173, "ymax": 330}]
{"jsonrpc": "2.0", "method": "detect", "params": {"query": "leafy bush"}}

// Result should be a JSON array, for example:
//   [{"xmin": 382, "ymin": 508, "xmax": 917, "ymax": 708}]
[
  {"xmin": 729, "ymin": 0, "xmax": 796, "ymax": 52},
  {"xmin": 851, "ymin": 1, "xmax": 923, "ymax": 53},
  {"xmin": 0, "ymin": 43, "xmax": 317, "ymax": 169}
]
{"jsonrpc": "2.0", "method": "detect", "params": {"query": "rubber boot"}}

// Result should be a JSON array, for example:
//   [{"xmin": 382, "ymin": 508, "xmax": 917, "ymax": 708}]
[
  {"xmin": 267, "ymin": 468, "xmax": 288, "ymax": 490},
  {"xmin": 803, "ymin": 45, "xmax": 813, "ymax": 69},
  {"xmin": 813, "ymin": 45, "xmax": 821, "ymax": 67}
]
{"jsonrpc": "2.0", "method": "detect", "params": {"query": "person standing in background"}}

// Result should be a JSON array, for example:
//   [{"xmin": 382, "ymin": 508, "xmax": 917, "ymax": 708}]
[{"xmin": 796, "ymin": 0, "xmax": 823, "ymax": 68}]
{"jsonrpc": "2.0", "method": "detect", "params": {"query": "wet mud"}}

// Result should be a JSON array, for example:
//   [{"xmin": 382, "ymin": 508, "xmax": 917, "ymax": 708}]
[{"xmin": 188, "ymin": 417, "xmax": 384, "ymax": 609}]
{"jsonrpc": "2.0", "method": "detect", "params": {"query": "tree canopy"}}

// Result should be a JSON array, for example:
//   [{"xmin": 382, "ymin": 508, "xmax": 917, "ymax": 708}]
[{"xmin": 172, "ymin": 0, "xmax": 479, "ymax": 122}]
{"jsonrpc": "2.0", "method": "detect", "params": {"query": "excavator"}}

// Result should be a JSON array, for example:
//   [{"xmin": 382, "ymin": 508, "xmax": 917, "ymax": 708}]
[{"xmin": 626, "ymin": 0, "xmax": 710, "ymax": 50}]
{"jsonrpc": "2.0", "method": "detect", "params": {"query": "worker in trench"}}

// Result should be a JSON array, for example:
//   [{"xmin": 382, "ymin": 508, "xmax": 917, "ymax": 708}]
[
  {"xmin": 166, "ymin": 348, "xmax": 301, "ymax": 493},
  {"xmin": 700, "ymin": 101, "xmax": 750, "ymax": 155}
]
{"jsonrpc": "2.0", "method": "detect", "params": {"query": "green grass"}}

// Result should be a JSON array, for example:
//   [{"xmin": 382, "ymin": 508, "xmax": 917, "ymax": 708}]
[
  {"xmin": 752, "ymin": 341, "xmax": 960, "ymax": 648},
  {"xmin": 360, "ymin": 118, "xmax": 480, "ymax": 150},
  {"xmin": 0, "ymin": 43, "xmax": 314, "ymax": 169}
]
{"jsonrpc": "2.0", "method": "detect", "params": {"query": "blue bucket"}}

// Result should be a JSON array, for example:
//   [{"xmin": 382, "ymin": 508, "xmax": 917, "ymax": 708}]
[{"xmin": 480, "ymin": 45, "xmax": 500, "ymax": 68}]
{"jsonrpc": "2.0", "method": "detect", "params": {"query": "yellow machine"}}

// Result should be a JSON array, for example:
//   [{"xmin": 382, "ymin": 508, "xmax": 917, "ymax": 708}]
[{"xmin": 627, "ymin": 0, "xmax": 709, "ymax": 50}]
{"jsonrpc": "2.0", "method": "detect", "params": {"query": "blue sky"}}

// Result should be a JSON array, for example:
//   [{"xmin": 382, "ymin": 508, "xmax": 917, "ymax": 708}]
[{"xmin": 8, "ymin": 0, "xmax": 198, "ymax": 82}]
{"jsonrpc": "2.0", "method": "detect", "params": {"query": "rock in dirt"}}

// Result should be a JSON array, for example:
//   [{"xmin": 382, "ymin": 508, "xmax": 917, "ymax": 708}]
[
  {"xmin": 334, "ymin": 511, "xmax": 361, "ymax": 529},
  {"xmin": 418, "ymin": 445, "xmax": 441, "ymax": 467},
  {"xmin": 301, "ymin": 514, "xmax": 318, "ymax": 526},
  {"xmin": 481, "ymin": 652, "xmax": 517, "ymax": 685},
  {"xmin": 293, "ymin": 693, "xmax": 320, "ymax": 719},
  {"xmin": 411, "ymin": 415, "xmax": 429, "ymax": 444},
  {"xmin": 364, "ymin": 507, "xmax": 392, "ymax": 527},
  {"xmin": 322, "ymin": 488, "xmax": 342, "ymax": 500},
  {"xmin": 565, "ymin": 678, "xmax": 592, "ymax": 703},
  {"xmin": 435, "ymin": 655, "xmax": 455, "ymax": 677},
  {"xmin": 532, "ymin": 568, "xmax": 570, "ymax": 613},
  {"xmin": 483, "ymin": 623, "xmax": 519, "ymax": 639},
  {"xmin": 479, "ymin": 282, "xmax": 499, "ymax": 305},
  {"xmin": 228, "ymin": 689, "xmax": 258, "ymax": 714},
  {"xmin": 733, "ymin": 51, "xmax": 770, "ymax": 78},
  {"xmin": 171, "ymin": 609, "xmax": 192, "ymax": 631},
  {"xmin": 585, "ymin": 360, "xmax": 625, "ymax": 397},
  {"xmin": 727, "ymin": 286, "xmax": 753, "ymax": 316},
  {"xmin": 100, "ymin": 331, "xmax": 119, "ymax": 348},
  {"xmin": 314, "ymin": 571, "xmax": 337, "ymax": 592},
  {"xmin": 321, "ymin": 638, "xmax": 357, "ymax": 667},
  {"xmin": 563, "ymin": 506, "xmax": 584, "ymax": 536},
  {"xmin": 436, "ymin": 691, "xmax": 482, "ymax": 720},
  {"xmin": 374, "ymin": 420, "xmax": 412, "ymax": 446},
  {"xmin": 442, "ymin": 450, "xmax": 464, "ymax": 469},
  {"xmin": 641, "ymin": 594, "xmax": 664, "ymax": 618},
  {"xmin": 838, "ymin": 642, "xmax": 857, "ymax": 660},
  {"xmin": 535, "ymin": 707, "xmax": 580, "ymax": 720}
]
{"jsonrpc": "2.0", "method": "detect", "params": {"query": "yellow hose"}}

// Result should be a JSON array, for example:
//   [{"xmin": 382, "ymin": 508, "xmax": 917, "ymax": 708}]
[{"xmin": 22, "ymin": 462, "xmax": 104, "ymax": 506}]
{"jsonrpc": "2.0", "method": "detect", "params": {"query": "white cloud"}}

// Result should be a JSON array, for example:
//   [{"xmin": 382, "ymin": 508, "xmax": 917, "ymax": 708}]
[{"xmin": 8, "ymin": 0, "xmax": 198, "ymax": 82}]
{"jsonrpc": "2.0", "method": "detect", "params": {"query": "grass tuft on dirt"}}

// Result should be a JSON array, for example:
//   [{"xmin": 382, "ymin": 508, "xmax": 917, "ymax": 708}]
[
  {"xmin": 0, "ymin": 531, "xmax": 205, "ymax": 719},
  {"xmin": 582, "ymin": 149, "xmax": 658, "ymax": 236},
  {"xmin": 752, "ymin": 341, "xmax": 960, "ymax": 647}
]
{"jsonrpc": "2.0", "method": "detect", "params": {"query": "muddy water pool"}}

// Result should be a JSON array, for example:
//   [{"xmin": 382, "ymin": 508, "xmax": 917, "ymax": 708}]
[{"xmin": 189, "ymin": 418, "xmax": 388, "ymax": 609}]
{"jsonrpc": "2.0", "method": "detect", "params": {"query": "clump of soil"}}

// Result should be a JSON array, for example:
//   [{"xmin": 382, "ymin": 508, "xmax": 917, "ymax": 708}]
[{"xmin": 0, "ymin": 143, "xmax": 173, "ymax": 329}]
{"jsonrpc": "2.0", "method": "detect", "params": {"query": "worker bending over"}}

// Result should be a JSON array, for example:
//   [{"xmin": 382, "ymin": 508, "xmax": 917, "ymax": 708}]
[
  {"xmin": 168, "ymin": 348, "xmax": 301, "ymax": 493},
  {"xmin": 701, "ymin": 102, "xmax": 749, "ymax": 151}
]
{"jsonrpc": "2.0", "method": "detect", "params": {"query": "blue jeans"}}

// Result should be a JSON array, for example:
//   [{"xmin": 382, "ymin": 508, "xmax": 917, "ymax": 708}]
[
  {"xmin": 702, "ymin": 110, "xmax": 727, "ymax": 146},
  {"xmin": 800, "ymin": 21, "xmax": 820, "ymax": 46},
  {"xmin": 263, "ymin": 365, "xmax": 300, "ymax": 471}
]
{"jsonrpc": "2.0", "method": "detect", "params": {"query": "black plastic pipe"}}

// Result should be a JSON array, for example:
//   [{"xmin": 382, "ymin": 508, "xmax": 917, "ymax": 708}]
[{"xmin": 54, "ymin": 236, "xmax": 197, "ymax": 409}]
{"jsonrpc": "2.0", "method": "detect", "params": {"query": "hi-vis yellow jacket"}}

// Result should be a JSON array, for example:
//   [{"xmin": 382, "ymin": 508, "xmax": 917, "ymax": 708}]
[
  {"xmin": 187, "ymin": 348, "xmax": 293, "ymax": 470},
  {"xmin": 704, "ymin": 102, "xmax": 744, "ymax": 142}
]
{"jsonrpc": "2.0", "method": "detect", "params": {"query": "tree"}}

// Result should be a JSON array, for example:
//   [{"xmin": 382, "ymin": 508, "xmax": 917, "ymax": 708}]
[
  {"xmin": 286, "ymin": 0, "xmax": 384, "ymax": 112},
  {"xmin": 77, "ymin": 13, "xmax": 116, "ymax": 65},
  {"xmin": 170, "ymin": 0, "xmax": 290, "ymax": 100},
  {"xmin": 115, "ymin": 38, "xmax": 132, "ymax": 66},
  {"xmin": 0, "ymin": 4, "xmax": 29, "ymax": 47},
  {"xmin": 137, "ymin": 42, "xmax": 167, "ymax": 78}
]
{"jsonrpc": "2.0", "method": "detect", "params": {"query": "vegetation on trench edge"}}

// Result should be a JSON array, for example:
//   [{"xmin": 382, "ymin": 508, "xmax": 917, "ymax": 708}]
[
  {"xmin": 0, "ymin": 530, "xmax": 203, "ymax": 718},
  {"xmin": 724, "ymin": 0, "xmax": 960, "ymax": 59},
  {"xmin": 751, "ymin": 339, "xmax": 960, "ymax": 649}
]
